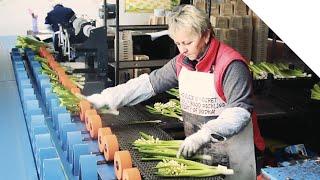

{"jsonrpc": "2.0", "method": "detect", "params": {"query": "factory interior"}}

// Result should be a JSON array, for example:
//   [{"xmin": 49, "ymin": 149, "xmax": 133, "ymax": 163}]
[{"xmin": 0, "ymin": 0, "xmax": 319, "ymax": 179}]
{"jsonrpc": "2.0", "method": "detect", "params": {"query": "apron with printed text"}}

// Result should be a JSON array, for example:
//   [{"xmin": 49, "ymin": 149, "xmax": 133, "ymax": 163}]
[{"xmin": 179, "ymin": 67, "xmax": 256, "ymax": 180}]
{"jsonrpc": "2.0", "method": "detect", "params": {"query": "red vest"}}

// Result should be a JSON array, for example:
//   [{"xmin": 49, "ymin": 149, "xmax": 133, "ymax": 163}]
[{"xmin": 176, "ymin": 38, "xmax": 265, "ymax": 151}]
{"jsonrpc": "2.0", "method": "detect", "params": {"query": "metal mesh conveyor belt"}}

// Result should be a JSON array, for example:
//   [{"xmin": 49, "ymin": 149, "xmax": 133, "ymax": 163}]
[{"xmin": 100, "ymin": 106, "xmax": 224, "ymax": 180}]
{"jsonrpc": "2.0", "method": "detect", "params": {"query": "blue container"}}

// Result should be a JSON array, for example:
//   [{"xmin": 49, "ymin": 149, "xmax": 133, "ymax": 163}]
[
  {"xmin": 42, "ymin": 158, "xmax": 66, "ymax": 180},
  {"xmin": 23, "ymin": 99, "xmax": 38, "ymax": 114},
  {"xmin": 31, "ymin": 126, "xmax": 50, "ymax": 143},
  {"xmin": 72, "ymin": 144, "xmax": 89, "ymax": 176},
  {"xmin": 30, "ymin": 114, "xmax": 45, "ymax": 132},
  {"xmin": 48, "ymin": 98, "xmax": 59, "ymax": 117},
  {"xmin": 38, "ymin": 147, "xmax": 58, "ymax": 178},
  {"xmin": 11, "ymin": 48, "xmax": 19, "ymax": 52},
  {"xmin": 60, "ymin": 123, "xmax": 79, "ymax": 151},
  {"xmin": 52, "ymin": 107, "xmax": 68, "ymax": 129},
  {"xmin": 34, "ymin": 133, "xmax": 53, "ymax": 156},
  {"xmin": 79, "ymin": 155, "xmax": 97, "ymax": 180},
  {"xmin": 66, "ymin": 131, "xmax": 83, "ymax": 163},
  {"xmin": 56, "ymin": 113, "xmax": 71, "ymax": 138},
  {"xmin": 21, "ymin": 94, "xmax": 36, "ymax": 104}
]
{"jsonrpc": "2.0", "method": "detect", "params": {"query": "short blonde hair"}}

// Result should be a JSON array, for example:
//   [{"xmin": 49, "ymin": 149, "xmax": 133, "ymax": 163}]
[{"xmin": 167, "ymin": 5, "xmax": 213, "ymax": 38}]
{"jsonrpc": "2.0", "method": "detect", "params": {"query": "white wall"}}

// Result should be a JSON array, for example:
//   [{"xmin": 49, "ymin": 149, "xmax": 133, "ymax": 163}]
[{"xmin": 0, "ymin": 0, "xmax": 152, "ymax": 36}]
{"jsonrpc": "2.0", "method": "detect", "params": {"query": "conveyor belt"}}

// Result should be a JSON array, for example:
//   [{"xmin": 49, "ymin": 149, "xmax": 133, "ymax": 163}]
[
  {"xmin": 12, "ymin": 48, "xmax": 70, "ymax": 179},
  {"xmin": 0, "ymin": 36, "xmax": 38, "ymax": 180},
  {"xmin": 104, "ymin": 107, "xmax": 173, "ymax": 180},
  {"xmin": 102, "ymin": 106, "xmax": 224, "ymax": 180},
  {"xmin": 19, "ymin": 48, "xmax": 117, "ymax": 180},
  {"xmin": 24, "ymin": 55, "xmax": 75, "ymax": 179}
]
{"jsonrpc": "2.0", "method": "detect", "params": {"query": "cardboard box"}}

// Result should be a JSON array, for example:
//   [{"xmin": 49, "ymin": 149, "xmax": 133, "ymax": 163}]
[
  {"xmin": 133, "ymin": 55, "xmax": 151, "ymax": 78},
  {"xmin": 252, "ymin": 15, "xmax": 269, "ymax": 62},
  {"xmin": 220, "ymin": 3, "xmax": 233, "ymax": 16},
  {"xmin": 234, "ymin": 0, "xmax": 247, "ymax": 15},
  {"xmin": 211, "ymin": 16, "xmax": 229, "ymax": 28},
  {"xmin": 194, "ymin": 0, "xmax": 206, "ymax": 12},
  {"xmin": 117, "ymin": 31, "xmax": 134, "ymax": 83},
  {"xmin": 229, "ymin": 16, "xmax": 243, "ymax": 29},
  {"xmin": 148, "ymin": 15, "xmax": 166, "ymax": 25},
  {"xmin": 225, "ymin": 28, "xmax": 239, "ymax": 50},
  {"xmin": 211, "ymin": 4, "xmax": 220, "ymax": 16},
  {"xmin": 237, "ymin": 27, "xmax": 253, "ymax": 60}
]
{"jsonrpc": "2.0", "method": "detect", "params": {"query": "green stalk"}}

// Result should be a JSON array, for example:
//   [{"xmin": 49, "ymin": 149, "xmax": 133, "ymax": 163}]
[
  {"xmin": 166, "ymin": 88, "xmax": 180, "ymax": 98},
  {"xmin": 154, "ymin": 157, "xmax": 233, "ymax": 177}
]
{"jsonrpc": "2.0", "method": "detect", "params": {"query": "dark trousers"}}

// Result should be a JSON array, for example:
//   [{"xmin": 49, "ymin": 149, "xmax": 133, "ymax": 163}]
[{"xmin": 53, "ymin": 34, "xmax": 65, "ymax": 62}]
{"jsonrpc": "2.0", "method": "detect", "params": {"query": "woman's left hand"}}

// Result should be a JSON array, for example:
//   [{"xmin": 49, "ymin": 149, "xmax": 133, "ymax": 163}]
[{"xmin": 177, "ymin": 129, "xmax": 215, "ymax": 158}]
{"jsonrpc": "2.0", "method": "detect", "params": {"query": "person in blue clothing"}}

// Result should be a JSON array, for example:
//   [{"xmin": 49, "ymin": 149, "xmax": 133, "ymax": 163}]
[{"xmin": 45, "ymin": 3, "xmax": 75, "ymax": 61}]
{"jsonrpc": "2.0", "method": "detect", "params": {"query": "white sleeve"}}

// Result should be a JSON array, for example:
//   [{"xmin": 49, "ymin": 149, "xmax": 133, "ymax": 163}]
[
  {"xmin": 100, "ymin": 74, "xmax": 156, "ymax": 109},
  {"xmin": 201, "ymin": 107, "xmax": 251, "ymax": 138}
]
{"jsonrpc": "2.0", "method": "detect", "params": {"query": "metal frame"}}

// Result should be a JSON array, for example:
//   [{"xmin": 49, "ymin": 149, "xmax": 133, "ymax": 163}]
[
  {"xmin": 112, "ymin": 1, "xmax": 173, "ymax": 85},
  {"xmin": 115, "ymin": 0, "xmax": 120, "ymax": 85}
]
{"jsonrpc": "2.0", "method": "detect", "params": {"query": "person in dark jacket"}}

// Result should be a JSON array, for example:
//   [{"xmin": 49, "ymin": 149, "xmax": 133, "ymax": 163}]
[
  {"xmin": 45, "ymin": 4, "xmax": 75, "ymax": 61},
  {"xmin": 45, "ymin": 4, "xmax": 75, "ymax": 32}
]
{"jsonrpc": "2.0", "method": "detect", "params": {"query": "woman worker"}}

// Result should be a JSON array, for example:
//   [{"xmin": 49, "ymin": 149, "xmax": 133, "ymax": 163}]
[{"xmin": 87, "ymin": 5, "xmax": 264, "ymax": 179}]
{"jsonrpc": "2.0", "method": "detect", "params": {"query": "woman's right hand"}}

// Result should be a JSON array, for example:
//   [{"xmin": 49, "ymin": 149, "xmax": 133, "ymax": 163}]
[{"xmin": 86, "ymin": 93, "xmax": 108, "ymax": 109}]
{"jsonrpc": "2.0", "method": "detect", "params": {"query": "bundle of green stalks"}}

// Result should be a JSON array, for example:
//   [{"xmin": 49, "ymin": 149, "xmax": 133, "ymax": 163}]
[
  {"xmin": 16, "ymin": 36, "xmax": 49, "ymax": 53},
  {"xmin": 69, "ymin": 74, "xmax": 85, "ymax": 89},
  {"xmin": 133, "ymin": 132, "xmax": 212, "ymax": 162},
  {"xmin": 311, "ymin": 83, "xmax": 320, "ymax": 100},
  {"xmin": 52, "ymin": 82, "xmax": 80, "ymax": 114},
  {"xmin": 249, "ymin": 61, "xmax": 311, "ymax": 80},
  {"xmin": 248, "ymin": 62, "xmax": 268, "ymax": 80},
  {"xmin": 34, "ymin": 55, "xmax": 80, "ymax": 114},
  {"xmin": 155, "ymin": 157, "xmax": 233, "ymax": 177},
  {"xmin": 133, "ymin": 132, "xmax": 234, "ymax": 178},
  {"xmin": 133, "ymin": 132, "xmax": 183, "ymax": 160},
  {"xmin": 166, "ymin": 88, "xmax": 179, "ymax": 99},
  {"xmin": 146, "ymin": 99, "xmax": 182, "ymax": 121}
]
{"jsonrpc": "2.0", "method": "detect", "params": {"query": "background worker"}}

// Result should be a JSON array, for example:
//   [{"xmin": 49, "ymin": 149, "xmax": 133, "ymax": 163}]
[
  {"xmin": 45, "ymin": 3, "xmax": 75, "ymax": 61},
  {"xmin": 28, "ymin": 8, "xmax": 39, "ymax": 34},
  {"xmin": 87, "ymin": 5, "xmax": 265, "ymax": 179}
]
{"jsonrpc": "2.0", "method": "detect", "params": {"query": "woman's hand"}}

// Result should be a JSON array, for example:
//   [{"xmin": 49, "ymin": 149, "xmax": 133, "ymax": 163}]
[
  {"xmin": 86, "ymin": 93, "xmax": 108, "ymax": 109},
  {"xmin": 177, "ymin": 129, "xmax": 218, "ymax": 158}
]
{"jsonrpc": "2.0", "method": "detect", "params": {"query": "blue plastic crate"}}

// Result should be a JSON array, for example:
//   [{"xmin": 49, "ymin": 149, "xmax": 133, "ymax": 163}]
[{"xmin": 262, "ymin": 159, "xmax": 320, "ymax": 180}]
